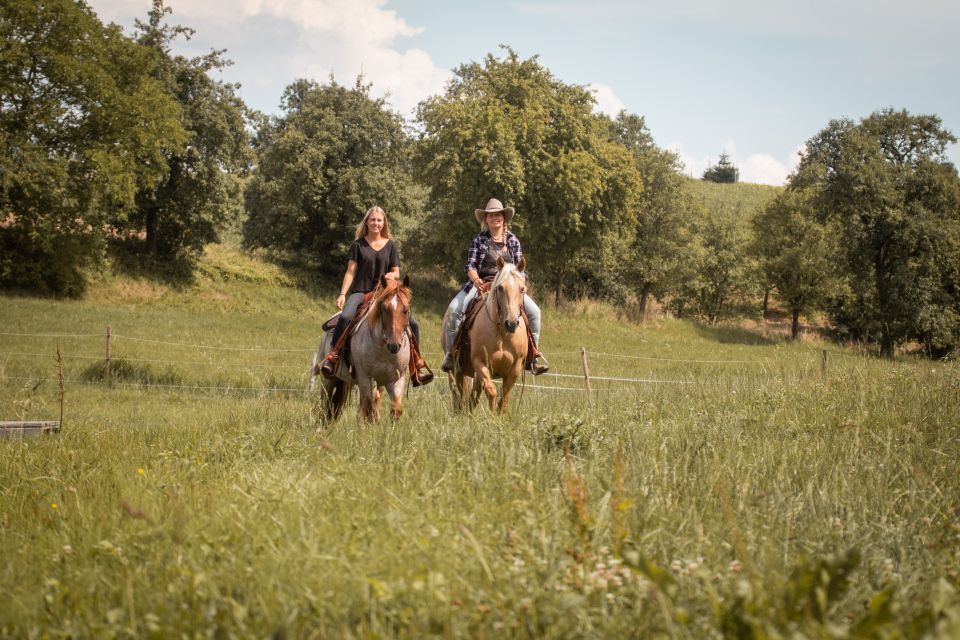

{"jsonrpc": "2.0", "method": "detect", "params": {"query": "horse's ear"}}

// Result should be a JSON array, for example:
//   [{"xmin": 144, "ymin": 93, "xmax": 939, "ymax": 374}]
[
  {"xmin": 402, "ymin": 274, "xmax": 410, "ymax": 288},
  {"xmin": 517, "ymin": 256, "xmax": 526, "ymax": 272},
  {"xmin": 380, "ymin": 274, "xmax": 388, "ymax": 288},
  {"xmin": 497, "ymin": 255, "xmax": 505, "ymax": 270}
]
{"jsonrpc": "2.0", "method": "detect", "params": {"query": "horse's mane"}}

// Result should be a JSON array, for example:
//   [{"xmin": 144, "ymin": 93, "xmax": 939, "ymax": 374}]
[
  {"xmin": 366, "ymin": 279, "xmax": 410, "ymax": 327},
  {"xmin": 491, "ymin": 262, "xmax": 523, "ymax": 290}
]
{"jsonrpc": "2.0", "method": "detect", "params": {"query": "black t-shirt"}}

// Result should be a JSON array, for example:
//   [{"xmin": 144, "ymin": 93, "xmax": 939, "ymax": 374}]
[
  {"xmin": 346, "ymin": 238, "xmax": 400, "ymax": 294},
  {"xmin": 478, "ymin": 237, "xmax": 512, "ymax": 280}
]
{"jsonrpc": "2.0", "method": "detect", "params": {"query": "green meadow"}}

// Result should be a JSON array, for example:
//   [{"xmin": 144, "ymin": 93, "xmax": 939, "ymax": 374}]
[{"xmin": 2, "ymin": 247, "xmax": 959, "ymax": 638}]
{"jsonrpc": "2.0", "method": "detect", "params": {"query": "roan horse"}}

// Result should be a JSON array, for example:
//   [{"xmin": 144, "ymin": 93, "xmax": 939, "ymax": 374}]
[
  {"xmin": 441, "ymin": 257, "xmax": 528, "ymax": 414},
  {"xmin": 317, "ymin": 276, "xmax": 412, "ymax": 423}
]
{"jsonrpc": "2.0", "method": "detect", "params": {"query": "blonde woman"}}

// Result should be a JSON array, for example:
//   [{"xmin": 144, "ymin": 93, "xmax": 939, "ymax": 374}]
[
  {"xmin": 440, "ymin": 198, "xmax": 548, "ymax": 375},
  {"xmin": 320, "ymin": 206, "xmax": 432, "ymax": 385}
]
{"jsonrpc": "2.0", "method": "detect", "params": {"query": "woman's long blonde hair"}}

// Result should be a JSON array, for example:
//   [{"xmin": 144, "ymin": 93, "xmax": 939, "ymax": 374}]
[{"xmin": 355, "ymin": 206, "xmax": 393, "ymax": 241}]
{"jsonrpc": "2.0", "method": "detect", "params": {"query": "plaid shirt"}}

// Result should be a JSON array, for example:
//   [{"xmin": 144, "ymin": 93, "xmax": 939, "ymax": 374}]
[{"xmin": 461, "ymin": 230, "xmax": 525, "ymax": 292}]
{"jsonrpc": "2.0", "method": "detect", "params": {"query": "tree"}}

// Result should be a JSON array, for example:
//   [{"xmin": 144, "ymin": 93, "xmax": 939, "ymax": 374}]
[
  {"xmin": 792, "ymin": 109, "xmax": 960, "ymax": 357},
  {"xmin": 607, "ymin": 111, "xmax": 696, "ymax": 321},
  {"xmin": 243, "ymin": 77, "xmax": 422, "ymax": 273},
  {"xmin": 414, "ymin": 48, "xmax": 642, "ymax": 304},
  {"xmin": 0, "ymin": 0, "xmax": 184, "ymax": 294},
  {"xmin": 702, "ymin": 152, "xmax": 739, "ymax": 183},
  {"xmin": 121, "ymin": 0, "xmax": 252, "ymax": 262},
  {"xmin": 752, "ymin": 189, "xmax": 840, "ymax": 339}
]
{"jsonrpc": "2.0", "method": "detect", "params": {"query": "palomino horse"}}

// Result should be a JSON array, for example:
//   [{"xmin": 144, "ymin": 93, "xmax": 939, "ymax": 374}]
[
  {"xmin": 441, "ymin": 257, "xmax": 528, "ymax": 414},
  {"xmin": 318, "ymin": 276, "xmax": 412, "ymax": 423}
]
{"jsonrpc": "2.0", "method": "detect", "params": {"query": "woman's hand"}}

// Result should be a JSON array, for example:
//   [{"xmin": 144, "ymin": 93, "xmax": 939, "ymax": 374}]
[{"xmin": 336, "ymin": 293, "xmax": 346, "ymax": 309}]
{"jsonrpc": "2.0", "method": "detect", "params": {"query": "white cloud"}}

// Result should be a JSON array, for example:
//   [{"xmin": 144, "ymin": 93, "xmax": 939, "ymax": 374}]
[
  {"xmin": 86, "ymin": 0, "xmax": 451, "ymax": 117},
  {"xmin": 587, "ymin": 83, "xmax": 625, "ymax": 117}
]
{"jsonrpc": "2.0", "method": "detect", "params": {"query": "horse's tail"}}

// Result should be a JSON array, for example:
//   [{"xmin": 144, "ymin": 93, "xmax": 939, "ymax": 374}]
[{"xmin": 329, "ymin": 380, "xmax": 350, "ymax": 421}]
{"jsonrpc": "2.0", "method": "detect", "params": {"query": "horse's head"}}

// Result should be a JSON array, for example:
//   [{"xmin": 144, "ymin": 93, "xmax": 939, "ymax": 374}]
[
  {"xmin": 492, "ymin": 256, "xmax": 527, "ymax": 334},
  {"xmin": 370, "ymin": 275, "xmax": 411, "ymax": 353}
]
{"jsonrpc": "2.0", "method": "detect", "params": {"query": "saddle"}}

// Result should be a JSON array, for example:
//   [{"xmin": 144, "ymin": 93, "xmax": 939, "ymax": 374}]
[
  {"xmin": 449, "ymin": 282, "xmax": 540, "ymax": 373},
  {"xmin": 322, "ymin": 286, "xmax": 429, "ymax": 383},
  {"xmin": 321, "ymin": 289, "xmax": 379, "ymax": 380}
]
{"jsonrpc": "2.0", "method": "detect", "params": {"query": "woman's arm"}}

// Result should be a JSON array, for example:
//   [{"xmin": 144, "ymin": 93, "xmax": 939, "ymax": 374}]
[
  {"xmin": 336, "ymin": 260, "xmax": 358, "ymax": 309},
  {"xmin": 465, "ymin": 234, "xmax": 486, "ymax": 288}
]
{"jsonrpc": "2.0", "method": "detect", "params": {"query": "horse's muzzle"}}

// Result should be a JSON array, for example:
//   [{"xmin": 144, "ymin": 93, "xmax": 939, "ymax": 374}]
[
  {"xmin": 504, "ymin": 320, "xmax": 519, "ymax": 334},
  {"xmin": 386, "ymin": 343, "xmax": 401, "ymax": 354}
]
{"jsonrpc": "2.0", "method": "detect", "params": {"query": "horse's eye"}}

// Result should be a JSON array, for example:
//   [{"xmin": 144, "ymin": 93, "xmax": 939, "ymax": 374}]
[{"xmin": 497, "ymin": 284, "xmax": 504, "ymax": 292}]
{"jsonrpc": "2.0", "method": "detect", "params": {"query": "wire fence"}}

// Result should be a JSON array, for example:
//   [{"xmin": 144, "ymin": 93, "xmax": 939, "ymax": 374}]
[{"xmin": 0, "ymin": 327, "xmax": 825, "ymax": 399}]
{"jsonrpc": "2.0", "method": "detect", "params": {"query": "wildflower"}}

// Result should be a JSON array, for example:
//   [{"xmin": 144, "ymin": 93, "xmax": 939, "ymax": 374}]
[
  {"xmin": 729, "ymin": 560, "xmax": 743, "ymax": 573},
  {"xmin": 137, "ymin": 468, "xmax": 145, "ymax": 475},
  {"xmin": 51, "ymin": 503, "xmax": 58, "ymax": 509}
]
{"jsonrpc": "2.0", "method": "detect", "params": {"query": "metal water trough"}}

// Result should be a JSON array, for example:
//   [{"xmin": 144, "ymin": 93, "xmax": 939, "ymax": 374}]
[{"xmin": 0, "ymin": 421, "xmax": 61, "ymax": 438}]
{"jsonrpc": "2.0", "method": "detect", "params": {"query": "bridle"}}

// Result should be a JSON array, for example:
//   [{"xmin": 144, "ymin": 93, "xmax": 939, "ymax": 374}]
[{"xmin": 487, "ymin": 269, "xmax": 524, "ymax": 329}]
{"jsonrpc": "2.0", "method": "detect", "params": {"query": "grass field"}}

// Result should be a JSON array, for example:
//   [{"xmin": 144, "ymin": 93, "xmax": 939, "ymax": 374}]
[{"xmin": 2, "ymin": 246, "xmax": 959, "ymax": 638}]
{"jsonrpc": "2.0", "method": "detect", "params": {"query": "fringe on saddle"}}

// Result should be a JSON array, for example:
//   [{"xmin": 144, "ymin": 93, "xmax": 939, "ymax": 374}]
[{"xmin": 449, "ymin": 281, "xmax": 540, "ymax": 374}]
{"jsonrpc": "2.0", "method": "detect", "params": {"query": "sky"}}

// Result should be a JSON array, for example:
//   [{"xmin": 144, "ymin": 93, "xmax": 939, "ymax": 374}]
[{"xmin": 87, "ymin": 0, "xmax": 960, "ymax": 185}]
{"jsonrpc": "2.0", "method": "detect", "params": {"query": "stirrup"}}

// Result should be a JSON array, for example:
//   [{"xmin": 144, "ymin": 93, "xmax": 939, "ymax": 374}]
[
  {"xmin": 529, "ymin": 353, "xmax": 549, "ymax": 376},
  {"xmin": 412, "ymin": 364, "xmax": 434, "ymax": 387},
  {"xmin": 320, "ymin": 353, "xmax": 339, "ymax": 378}
]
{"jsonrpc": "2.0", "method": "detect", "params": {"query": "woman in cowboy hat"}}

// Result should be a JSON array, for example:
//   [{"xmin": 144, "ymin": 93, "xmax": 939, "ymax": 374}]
[
  {"xmin": 440, "ymin": 198, "xmax": 549, "ymax": 375},
  {"xmin": 320, "ymin": 205, "xmax": 433, "ymax": 385}
]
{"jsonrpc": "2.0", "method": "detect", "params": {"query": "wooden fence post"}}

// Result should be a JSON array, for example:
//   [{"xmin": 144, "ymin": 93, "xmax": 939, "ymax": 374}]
[
  {"xmin": 104, "ymin": 325, "xmax": 112, "ymax": 384},
  {"xmin": 580, "ymin": 347, "xmax": 591, "ymax": 397}
]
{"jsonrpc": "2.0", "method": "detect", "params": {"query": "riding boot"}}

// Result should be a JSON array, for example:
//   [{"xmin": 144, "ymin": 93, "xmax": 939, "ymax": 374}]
[
  {"xmin": 440, "ymin": 350, "xmax": 454, "ymax": 373},
  {"xmin": 529, "ymin": 351, "xmax": 549, "ymax": 375},
  {"xmin": 408, "ymin": 335, "xmax": 434, "ymax": 386},
  {"xmin": 319, "ymin": 349, "xmax": 340, "ymax": 378}
]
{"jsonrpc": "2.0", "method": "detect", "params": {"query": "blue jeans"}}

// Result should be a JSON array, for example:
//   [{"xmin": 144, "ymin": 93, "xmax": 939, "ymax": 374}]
[{"xmin": 444, "ymin": 287, "xmax": 540, "ymax": 354}]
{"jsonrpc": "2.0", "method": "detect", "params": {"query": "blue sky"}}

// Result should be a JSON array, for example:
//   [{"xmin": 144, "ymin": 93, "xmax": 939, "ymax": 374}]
[{"xmin": 88, "ymin": 0, "xmax": 960, "ymax": 185}]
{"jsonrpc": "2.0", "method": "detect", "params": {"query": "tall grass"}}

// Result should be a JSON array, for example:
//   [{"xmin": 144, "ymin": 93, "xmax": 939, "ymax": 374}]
[{"xmin": 2, "ymin": 247, "xmax": 958, "ymax": 637}]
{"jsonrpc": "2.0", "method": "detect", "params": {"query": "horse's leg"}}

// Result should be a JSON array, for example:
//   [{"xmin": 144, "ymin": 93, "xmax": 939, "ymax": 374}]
[
  {"xmin": 473, "ymin": 365, "xmax": 497, "ymax": 412},
  {"xmin": 372, "ymin": 385, "xmax": 383, "ymax": 422},
  {"xmin": 499, "ymin": 371, "xmax": 518, "ymax": 415},
  {"xmin": 356, "ymin": 374, "xmax": 376, "ymax": 425},
  {"xmin": 386, "ymin": 377, "xmax": 405, "ymax": 420}
]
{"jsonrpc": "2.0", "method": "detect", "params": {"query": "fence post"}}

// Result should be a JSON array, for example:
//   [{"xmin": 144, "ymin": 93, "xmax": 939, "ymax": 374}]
[
  {"xmin": 104, "ymin": 325, "xmax": 112, "ymax": 384},
  {"xmin": 309, "ymin": 351, "xmax": 318, "ymax": 392},
  {"xmin": 580, "ymin": 347, "xmax": 591, "ymax": 396},
  {"xmin": 821, "ymin": 349, "xmax": 827, "ymax": 378}
]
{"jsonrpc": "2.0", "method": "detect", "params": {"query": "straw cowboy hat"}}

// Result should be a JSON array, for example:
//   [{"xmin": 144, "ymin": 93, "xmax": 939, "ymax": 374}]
[{"xmin": 474, "ymin": 198, "xmax": 515, "ymax": 225}]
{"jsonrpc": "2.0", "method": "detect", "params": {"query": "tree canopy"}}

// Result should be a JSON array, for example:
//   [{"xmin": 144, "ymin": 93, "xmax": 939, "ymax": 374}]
[
  {"xmin": 702, "ymin": 152, "xmax": 739, "ymax": 183},
  {"xmin": 414, "ymin": 48, "xmax": 642, "ymax": 302},
  {"xmin": 0, "ymin": 0, "xmax": 184, "ymax": 294},
  {"xmin": 791, "ymin": 108, "xmax": 960, "ymax": 356},
  {"xmin": 243, "ymin": 78, "xmax": 422, "ymax": 274}
]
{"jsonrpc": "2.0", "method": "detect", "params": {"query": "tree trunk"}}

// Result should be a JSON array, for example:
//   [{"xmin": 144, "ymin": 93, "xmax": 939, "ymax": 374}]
[
  {"xmin": 791, "ymin": 308, "xmax": 800, "ymax": 340},
  {"xmin": 145, "ymin": 204, "xmax": 159, "ymax": 255},
  {"xmin": 638, "ymin": 282, "xmax": 652, "ymax": 323},
  {"xmin": 553, "ymin": 269, "xmax": 565, "ymax": 308},
  {"xmin": 880, "ymin": 329, "xmax": 894, "ymax": 359},
  {"xmin": 762, "ymin": 289, "xmax": 770, "ymax": 319}
]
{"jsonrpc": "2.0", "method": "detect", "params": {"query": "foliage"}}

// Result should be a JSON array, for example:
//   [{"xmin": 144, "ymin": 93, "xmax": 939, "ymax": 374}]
[
  {"xmin": 753, "ymin": 188, "xmax": 842, "ymax": 338},
  {"xmin": 702, "ymin": 151, "xmax": 739, "ymax": 183},
  {"xmin": 118, "ymin": 0, "xmax": 253, "ymax": 264},
  {"xmin": 243, "ymin": 77, "xmax": 423, "ymax": 275},
  {"xmin": 413, "ymin": 48, "xmax": 642, "ymax": 303},
  {"xmin": 792, "ymin": 108, "xmax": 960, "ymax": 357},
  {"xmin": 606, "ymin": 112, "xmax": 697, "ymax": 320},
  {"xmin": 0, "ymin": 0, "xmax": 184, "ymax": 295}
]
